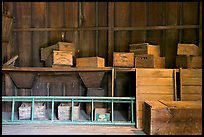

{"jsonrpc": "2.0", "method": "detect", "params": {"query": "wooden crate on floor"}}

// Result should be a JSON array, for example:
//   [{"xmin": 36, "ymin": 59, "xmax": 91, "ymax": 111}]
[
  {"xmin": 179, "ymin": 69, "xmax": 202, "ymax": 101},
  {"xmin": 76, "ymin": 57, "xmax": 105, "ymax": 67},
  {"xmin": 18, "ymin": 102, "xmax": 46, "ymax": 120},
  {"xmin": 113, "ymin": 52, "xmax": 134, "ymax": 67},
  {"xmin": 129, "ymin": 43, "xmax": 160, "ymax": 57},
  {"xmin": 177, "ymin": 43, "xmax": 199, "ymax": 56},
  {"xmin": 135, "ymin": 54, "xmax": 165, "ymax": 68},
  {"xmin": 135, "ymin": 68, "xmax": 177, "ymax": 129},
  {"xmin": 45, "ymin": 50, "xmax": 73, "ymax": 67},
  {"xmin": 58, "ymin": 102, "xmax": 80, "ymax": 120},
  {"xmin": 176, "ymin": 55, "xmax": 202, "ymax": 69},
  {"xmin": 143, "ymin": 100, "xmax": 202, "ymax": 135}
]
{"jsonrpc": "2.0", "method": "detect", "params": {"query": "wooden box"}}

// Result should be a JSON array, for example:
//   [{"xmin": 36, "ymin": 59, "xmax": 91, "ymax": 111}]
[
  {"xmin": 41, "ymin": 44, "xmax": 59, "ymax": 61},
  {"xmin": 135, "ymin": 68, "xmax": 176, "ymax": 129},
  {"xmin": 76, "ymin": 57, "xmax": 105, "ymax": 67},
  {"xmin": 143, "ymin": 100, "xmax": 202, "ymax": 135},
  {"xmin": 129, "ymin": 43, "xmax": 160, "ymax": 57},
  {"xmin": 113, "ymin": 52, "xmax": 134, "ymax": 67},
  {"xmin": 86, "ymin": 88, "xmax": 105, "ymax": 115},
  {"xmin": 179, "ymin": 69, "xmax": 202, "ymax": 101},
  {"xmin": 58, "ymin": 102, "xmax": 80, "ymax": 120},
  {"xmin": 45, "ymin": 50, "xmax": 73, "ymax": 67},
  {"xmin": 177, "ymin": 44, "xmax": 199, "ymax": 56},
  {"xmin": 2, "ymin": 14, "xmax": 13, "ymax": 42},
  {"xmin": 176, "ymin": 55, "xmax": 202, "ymax": 69},
  {"xmin": 18, "ymin": 102, "xmax": 46, "ymax": 120},
  {"xmin": 58, "ymin": 42, "xmax": 76, "ymax": 56},
  {"xmin": 94, "ymin": 108, "xmax": 110, "ymax": 122},
  {"xmin": 135, "ymin": 54, "xmax": 165, "ymax": 68}
]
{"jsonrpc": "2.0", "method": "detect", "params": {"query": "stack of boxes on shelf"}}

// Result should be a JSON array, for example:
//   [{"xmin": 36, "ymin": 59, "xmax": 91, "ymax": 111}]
[
  {"xmin": 40, "ymin": 42, "xmax": 75, "ymax": 68},
  {"xmin": 176, "ymin": 43, "xmax": 202, "ymax": 69},
  {"xmin": 130, "ymin": 43, "xmax": 165, "ymax": 68}
]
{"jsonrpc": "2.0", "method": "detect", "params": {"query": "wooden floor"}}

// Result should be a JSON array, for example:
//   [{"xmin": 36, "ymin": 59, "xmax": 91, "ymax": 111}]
[{"xmin": 2, "ymin": 124, "xmax": 146, "ymax": 135}]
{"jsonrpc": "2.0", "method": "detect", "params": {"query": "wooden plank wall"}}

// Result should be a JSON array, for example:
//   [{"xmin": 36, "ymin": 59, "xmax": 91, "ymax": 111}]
[{"xmin": 2, "ymin": 2, "xmax": 201, "ymax": 112}]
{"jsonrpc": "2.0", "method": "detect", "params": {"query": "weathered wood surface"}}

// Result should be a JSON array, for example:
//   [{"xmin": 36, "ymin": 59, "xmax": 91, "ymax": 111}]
[
  {"xmin": 2, "ymin": 14, "xmax": 13, "ymax": 42},
  {"xmin": 41, "ymin": 44, "xmax": 59, "ymax": 61},
  {"xmin": 58, "ymin": 103, "xmax": 80, "ymax": 120},
  {"xmin": 135, "ymin": 54, "xmax": 165, "ymax": 68},
  {"xmin": 113, "ymin": 52, "xmax": 134, "ymax": 67},
  {"xmin": 129, "ymin": 43, "xmax": 160, "ymax": 57},
  {"xmin": 177, "ymin": 44, "xmax": 199, "ymax": 55},
  {"xmin": 76, "ymin": 57, "xmax": 105, "ymax": 67},
  {"xmin": 176, "ymin": 55, "xmax": 202, "ymax": 69},
  {"xmin": 143, "ymin": 100, "xmax": 202, "ymax": 135},
  {"xmin": 135, "ymin": 68, "xmax": 176, "ymax": 129}
]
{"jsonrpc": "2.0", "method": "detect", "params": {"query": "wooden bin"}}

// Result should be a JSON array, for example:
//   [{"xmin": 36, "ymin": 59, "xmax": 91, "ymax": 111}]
[
  {"xmin": 179, "ymin": 69, "xmax": 202, "ymax": 101},
  {"xmin": 76, "ymin": 57, "xmax": 105, "ymax": 67},
  {"xmin": 86, "ymin": 88, "xmax": 105, "ymax": 115},
  {"xmin": 135, "ymin": 54, "xmax": 165, "ymax": 68},
  {"xmin": 18, "ymin": 102, "xmax": 46, "ymax": 120},
  {"xmin": 135, "ymin": 68, "xmax": 176, "ymax": 129},
  {"xmin": 113, "ymin": 52, "xmax": 134, "ymax": 67},
  {"xmin": 45, "ymin": 50, "xmax": 73, "ymax": 67},
  {"xmin": 129, "ymin": 43, "xmax": 160, "ymax": 57},
  {"xmin": 143, "ymin": 100, "xmax": 202, "ymax": 135},
  {"xmin": 58, "ymin": 102, "xmax": 80, "ymax": 120},
  {"xmin": 177, "ymin": 44, "xmax": 199, "ymax": 56},
  {"xmin": 176, "ymin": 55, "xmax": 202, "ymax": 69}
]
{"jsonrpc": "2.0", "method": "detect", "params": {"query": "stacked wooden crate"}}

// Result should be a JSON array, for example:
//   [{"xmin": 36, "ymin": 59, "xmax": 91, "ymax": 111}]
[
  {"xmin": 176, "ymin": 44, "xmax": 202, "ymax": 69},
  {"xmin": 113, "ymin": 52, "xmax": 134, "ymax": 67},
  {"xmin": 179, "ymin": 69, "xmax": 202, "ymax": 101},
  {"xmin": 135, "ymin": 68, "xmax": 176, "ymax": 129},
  {"xmin": 18, "ymin": 102, "xmax": 46, "ymax": 120},
  {"xmin": 41, "ymin": 42, "xmax": 75, "ymax": 67},
  {"xmin": 129, "ymin": 43, "xmax": 165, "ymax": 68},
  {"xmin": 58, "ymin": 102, "xmax": 80, "ymax": 120},
  {"xmin": 143, "ymin": 100, "xmax": 202, "ymax": 135}
]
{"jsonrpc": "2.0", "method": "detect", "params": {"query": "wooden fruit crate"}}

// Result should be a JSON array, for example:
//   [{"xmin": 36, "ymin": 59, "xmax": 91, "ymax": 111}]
[
  {"xmin": 58, "ymin": 102, "xmax": 80, "ymax": 120},
  {"xmin": 177, "ymin": 43, "xmax": 199, "ymax": 56},
  {"xmin": 45, "ymin": 50, "xmax": 73, "ymax": 67},
  {"xmin": 18, "ymin": 102, "xmax": 46, "ymax": 120},
  {"xmin": 76, "ymin": 57, "xmax": 105, "ymax": 67},
  {"xmin": 176, "ymin": 55, "xmax": 202, "ymax": 69},
  {"xmin": 113, "ymin": 52, "xmax": 134, "ymax": 67},
  {"xmin": 58, "ymin": 42, "xmax": 76, "ymax": 56},
  {"xmin": 129, "ymin": 43, "xmax": 160, "ymax": 57},
  {"xmin": 179, "ymin": 69, "xmax": 202, "ymax": 101},
  {"xmin": 135, "ymin": 54, "xmax": 165, "ymax": 68},
  {"xmin": 135, "ymin": 68, "xmax": 177, "ymax": 129},
  {"xmin": 143, "ymin": 100, "xmax": 202, "ymax": 135}
]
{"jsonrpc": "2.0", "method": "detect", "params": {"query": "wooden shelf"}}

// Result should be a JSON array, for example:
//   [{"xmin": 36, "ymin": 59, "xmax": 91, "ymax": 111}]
[{"xmin": 2, "ymin": 67, "xmax": 113, "ymax": 72}]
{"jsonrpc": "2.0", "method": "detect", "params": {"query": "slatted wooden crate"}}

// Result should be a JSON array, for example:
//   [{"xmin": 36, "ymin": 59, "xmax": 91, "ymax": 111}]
[
  {"xmin": 18, "ymin": 102, "xmax": 46, "ymax": 120},
  {"xmin": 45, "ymin": 50, "xmax": 73, "ymax": 67},
  {"xmin": 143, "ymin": 100, "xmax": 202, "ymax": 135},
  {"xmin": 113, "ymin": 52, "xmax": 134, "ymax": 67},
  {"xmin": 129, "ymin": 43, "xmax": 160, "ymax": 57},
  {"xmin": 135, "ymin": 68, "xmax": 177, "ymax": 129},
  {"xmin": 76, "ymin": 57, "xmax": 105, "ymax": 67},
  {"xmin": 179, "ymin": 69, "xmax": 202, "ymax": 101},
  {"xmin": 86, "ymin": 88, "xmax": 106, "ymax": 115},
  {"xmin": 135, "ymin": 54, "xmax": 165, "ymax": 68},
  {"xmin": 176, "ymin": 55, "xmax": 202, "ymax": 69},
  {"xmin": 177, "ymin": 44, "xmax": 199, "ymax": 56},
  {"xmin": 58, "ymin": 102, "xmax": 80, "ymax": 120}
]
